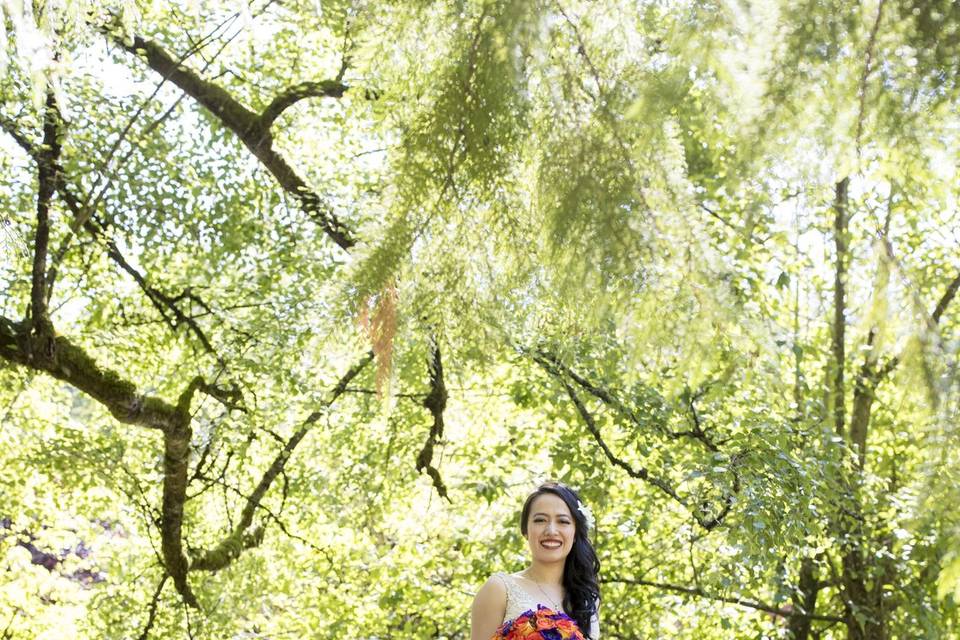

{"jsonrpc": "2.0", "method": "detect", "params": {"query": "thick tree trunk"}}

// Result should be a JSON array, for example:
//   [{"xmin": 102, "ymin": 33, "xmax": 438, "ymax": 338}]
[
  {"xmin": 841, "ymin": 548, "xmax": 890, "ymax": 640},
  {"xmin": 828, "ymin": 177, "xmax": 889, "ymax": 640},
  {"xmin": 842, "ymin": 548, "xmax": 872, "ymax": 640},
  {"xmin": 787, "ymin": 557, "xmax": 819, "ymax": 640}
]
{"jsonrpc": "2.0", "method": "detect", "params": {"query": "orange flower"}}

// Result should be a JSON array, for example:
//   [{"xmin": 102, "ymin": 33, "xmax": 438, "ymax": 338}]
[
  {"xmin": 536, "ymin": 611, "xmax": 557, "ymax": 631},
  {"xmin": 552, "ymin": 618, "xmax": 577, "ymax": 634},
  {"xmin": 492, "ymin": 606, "xmax": 585, "ymax": 640}
]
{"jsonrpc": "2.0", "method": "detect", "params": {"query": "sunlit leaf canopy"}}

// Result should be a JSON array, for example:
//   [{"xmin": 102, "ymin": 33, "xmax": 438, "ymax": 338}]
[{"xmin": 1, "ymin": 0, "xmax": 959, "ymax": 638}]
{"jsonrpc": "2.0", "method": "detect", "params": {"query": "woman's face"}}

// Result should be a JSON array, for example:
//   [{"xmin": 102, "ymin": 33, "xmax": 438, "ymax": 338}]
[{"xmin": 525, "ymin": 493, "xmax": 576, "ymax": 563}]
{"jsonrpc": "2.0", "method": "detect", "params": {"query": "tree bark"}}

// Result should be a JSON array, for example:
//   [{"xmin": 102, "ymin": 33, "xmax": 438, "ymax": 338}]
[
  {"xmin": 115, "ymin": 32, "xmax": 356, "ymax": 251},
  {"xmin": 827, "ymin": 177, "xmax": 885, "ymax": 640},
  {"xmin": 787, "ymin": 557, "xmax": 819, "ymax": 640},
  {"xmin": 831, "ymin": 177, "xmax": 850, "ymax": 436},
  {"xmin": 30, "ymin": 91, "xmax": 60, "ymax": 337}
]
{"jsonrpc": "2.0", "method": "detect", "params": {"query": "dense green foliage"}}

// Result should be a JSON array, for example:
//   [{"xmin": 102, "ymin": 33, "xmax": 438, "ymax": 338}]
[{"xmin": 1, "ymin": 1, "xmax": 959, "ymax": 638}]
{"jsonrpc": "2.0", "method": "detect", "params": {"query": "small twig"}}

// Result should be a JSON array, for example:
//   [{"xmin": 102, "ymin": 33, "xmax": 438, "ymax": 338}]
[{"xmin": 136, "ymin": 574, "xmax": 168, "ymax": 640}]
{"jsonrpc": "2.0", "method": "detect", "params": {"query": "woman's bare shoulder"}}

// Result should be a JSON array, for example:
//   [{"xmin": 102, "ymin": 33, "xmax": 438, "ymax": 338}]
[
  {"xmin": 471, "ymin": 574, "xmax": 508, "ymax": 640},
  {"xmin": 474, "ymin": 573, "xmax": 508, "ymax": 602}
]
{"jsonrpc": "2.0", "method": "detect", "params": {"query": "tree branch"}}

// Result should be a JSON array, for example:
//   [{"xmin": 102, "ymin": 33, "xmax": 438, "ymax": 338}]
[
  {"xmin": 602, "ymin": 576, "xmax": 844, "ymax": 623},
  {"xmin": 113, "ymin": 32, "xmax": 356, "ymax": 250},
  {"xmin": 259, "ymin": 80, "xmax": 347, "ymax": 129},
  {"xmin": 875, "ymin": 269, "xmax": 960, "ymax": 382},
  {"xmin": 136, "ymin": 574, "xmax": 168, "ymax": 640},
  {"xmin": 788, "ymin": 557, "xmax": 822, "ymax": 640},
  {"xmin": 416, "ymin": 342, "xmax": 451, "ymax": 501},
  {"xmin": 532, "ymin": 353, "xmax": 735, "ymax": 530},
  {"xmin": 159, "ymin": 377, "xmax": 210, "ymax": 607},
  {"xmin": 831, "ymin": 178, "xmax": 850, "ymax": 436},
  {"xmin": 672, "ymin": 387, "xmax": 720, "ymax": 452},
  {"xmin": 46, "ymin": 13, "xmax": 247, "ymax": 292},
  {"xmin": 698, "ymin": 202, "xmax": 741, "ymax": 233},
  {"xmin": 931, "ymin": 271, "xmax": 960, "ymax": 325},
  {"xmin": 855, "ymin": 0, "xmax": 887, "ymax": 157},
  {"xmin": 554, "ymin": 0, "xmax": 603, "ymax": 98},
  {"xmin": 30, "ymin": 91, "xmax": 62, "ymax": 337},
  {"xmin": 536, "ymin": 350, "xmax": 721, "ymax": 452},
  {"xmin": 190, "ymin": 352, "xmax": 372, "ymax": 572},
  {"xmin": 0, "ymin": 315, "xmax": 181, "ymax": 431},
  {"xmin": 847, "ymin": 194, "xmax": 898, "ymax": 469},
  {"xmin": 0, "ymin": 313, "xmax": 235, "ymax": 606},
  {"xmin": 106, "ymin": 243, "xmax": 223, "ymax": 360},
  {"xmin": 1, "ymin": 117, "xmax": 225, "ymax": 361}
]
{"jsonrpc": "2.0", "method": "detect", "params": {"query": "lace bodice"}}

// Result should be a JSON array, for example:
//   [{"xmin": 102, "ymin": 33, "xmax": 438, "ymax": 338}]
[{"xmin": 494, "ymin": 572, "xmax": 599, "ymax": 639}]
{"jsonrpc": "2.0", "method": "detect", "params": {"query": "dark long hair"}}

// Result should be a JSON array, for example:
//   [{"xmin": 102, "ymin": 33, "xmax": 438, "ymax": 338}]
[{"xmin": 520, "ymin": 482, "xmax": 600, "ymax": 637}]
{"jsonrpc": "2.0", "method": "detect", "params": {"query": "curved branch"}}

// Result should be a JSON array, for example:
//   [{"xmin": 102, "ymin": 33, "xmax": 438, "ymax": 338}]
[
  {"xmin": 602, "ymin": 576, "xmax": 845, "ymax": 623},
  {"xmin": 190, "ymin": 352, "xmax": 372, "ymax": 572},
  {"xmin": 0, "ymin": 317, "xmax": 220, "ymax": 606},
  {"xmin": 416, "ymin": 342, "xmax": 451, "ymax": 501},
  {"xmin": 114, "ymin": 32, "xmax": 356, "ymax": 250},
  {"xmin": 532, "ymin": 353, "xmax": 734, "ymax": 530},
  {"xmin": 259, "ymin": 80, "xmax": 347, "ymax": 129},
  {"xmin": 0, "ymin": 316, "xmax": 180, "ymax": 430},
  {"xmin": 875, "ymin": 269, "xmax": 960, "ymax": 382}
]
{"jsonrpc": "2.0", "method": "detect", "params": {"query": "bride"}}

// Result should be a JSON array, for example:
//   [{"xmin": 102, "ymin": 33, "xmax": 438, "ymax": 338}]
[{"xmin": 470, "ymin": 482, "xmax": 601, "ymax": 639}]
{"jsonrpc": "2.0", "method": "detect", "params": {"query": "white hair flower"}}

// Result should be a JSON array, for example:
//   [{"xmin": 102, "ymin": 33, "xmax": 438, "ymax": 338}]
[{"xmin": 577, "ymin": 500, "xmax": 595, "ymax": 529}]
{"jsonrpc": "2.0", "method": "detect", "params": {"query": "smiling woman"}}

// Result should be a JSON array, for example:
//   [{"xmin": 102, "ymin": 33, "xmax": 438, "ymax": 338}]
[{"xmin": 470, "ymin": 483, "xmax": 601, "ymax": 640}]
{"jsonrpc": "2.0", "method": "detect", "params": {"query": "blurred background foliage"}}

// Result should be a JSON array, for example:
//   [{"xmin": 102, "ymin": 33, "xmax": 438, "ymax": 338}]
[{"xmin": 1, "ymin": 0, "xmax": 959, "ymax": 638}]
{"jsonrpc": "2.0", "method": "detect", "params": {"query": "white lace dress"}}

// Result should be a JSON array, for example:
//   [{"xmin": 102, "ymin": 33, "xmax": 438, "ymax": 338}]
[{"xmin": 494, "ymin": 572, "xmax": 599, "ymax": 639}]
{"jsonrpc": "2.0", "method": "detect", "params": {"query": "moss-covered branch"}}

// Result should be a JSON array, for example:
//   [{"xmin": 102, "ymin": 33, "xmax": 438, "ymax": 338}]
[
  {"xmin": 416, "ymin": 342, "xmax": 450, "ymax": 501},
  {"xmin": 29, "ymin": 91, "xmax": 61, "ymax": 337},
  {"xmin": 113, "ymin": 32, "xmax": 356, "ymax": 251},
  {"xmin": 0, "ymin": 318, "xmax": 181, "ymax": 430},
  {"xmin": 159, "ymin": 376, "xmax": 244, "ymax": 606},
  {"xmin": 190, "ymin": 352, "xmax": 372, "ymax": 572},
  {"xmin": 0, "ymin": 320, "xmax": 239, "ymax": 606},
  {"xmin": 259, "ymin": 80, "xmax": 348, "ymax": 130}
]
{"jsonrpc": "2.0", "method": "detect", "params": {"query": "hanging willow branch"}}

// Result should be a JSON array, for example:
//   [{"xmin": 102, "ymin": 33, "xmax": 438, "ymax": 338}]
[{"xmin": 602, "ymin": 576, "xmax": 844, "ymax": 623}]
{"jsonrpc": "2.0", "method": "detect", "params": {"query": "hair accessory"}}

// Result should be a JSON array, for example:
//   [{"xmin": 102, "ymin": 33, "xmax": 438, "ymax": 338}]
[{"xmin": 577, "ymin": 500, "xmax": 595, "ymax": 529}]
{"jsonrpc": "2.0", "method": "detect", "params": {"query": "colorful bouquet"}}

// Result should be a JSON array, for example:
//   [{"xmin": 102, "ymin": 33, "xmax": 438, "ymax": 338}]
[{"xmin": 492, "ymin": 605, "xmax": 585, "ymax": 640}]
